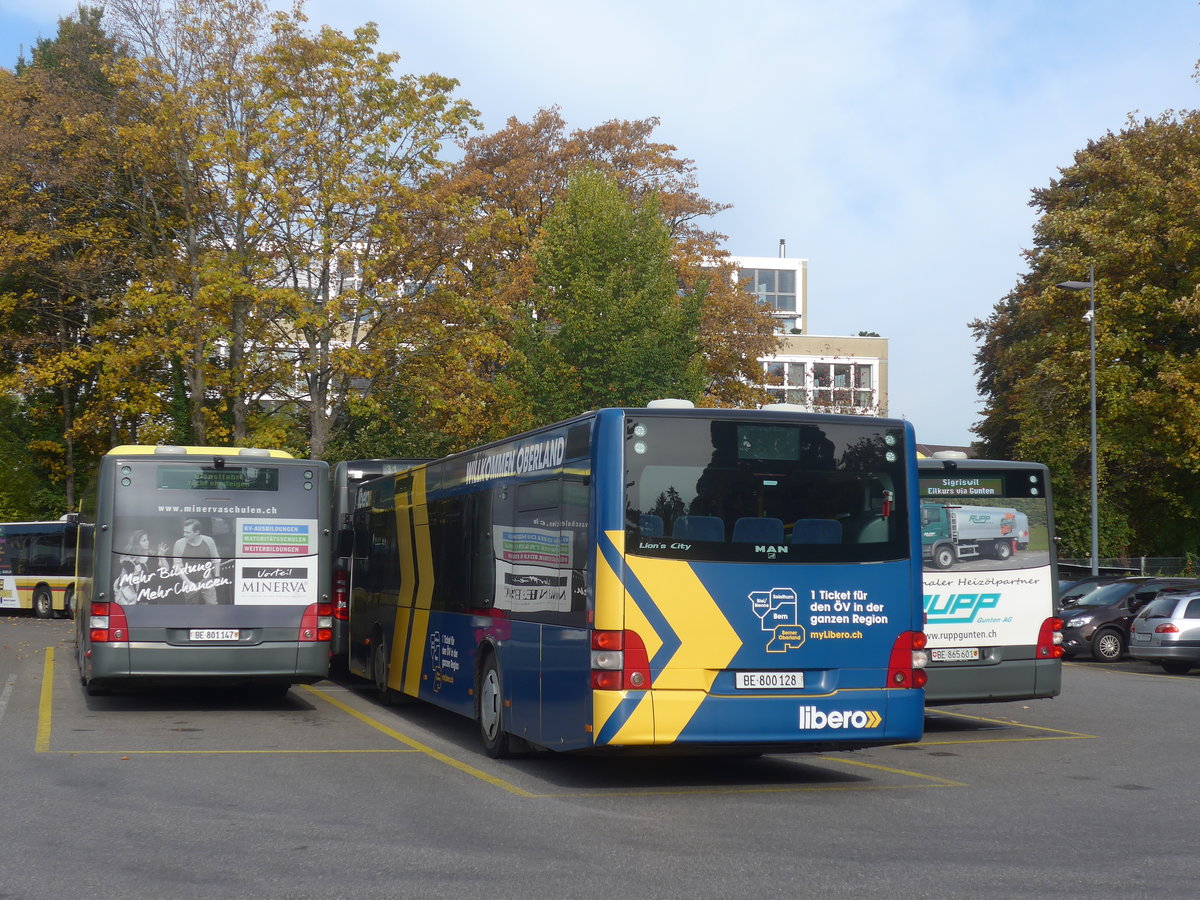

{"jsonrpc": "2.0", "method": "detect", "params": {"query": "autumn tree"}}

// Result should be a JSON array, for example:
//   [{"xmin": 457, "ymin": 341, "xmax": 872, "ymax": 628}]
[
  {"xmin": 0, "ymin": 5, "xmax": 136, "ymax": 513},
  {"xmin": 102, "ymin": 0, "xmax": 477, "ymax": 457},
  {"xmin": 389, "ymin": 108, "xmax": 778, "ymax": 450},
  {"xmin": 973, "ymin": 110, "xmax": 1200, "ymax": 557}
]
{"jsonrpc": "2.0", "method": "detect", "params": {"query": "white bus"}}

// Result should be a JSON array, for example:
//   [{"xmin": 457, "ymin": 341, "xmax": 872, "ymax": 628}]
[{"xmin": 919, "ymin": 456, "xmax": 1063, "ymax": 703}]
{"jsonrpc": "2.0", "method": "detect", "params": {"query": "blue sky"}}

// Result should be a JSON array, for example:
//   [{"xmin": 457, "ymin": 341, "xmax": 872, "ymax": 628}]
[{"xmin": 4, "ymin": 1, "xmax": 1200, "ymax": 444}]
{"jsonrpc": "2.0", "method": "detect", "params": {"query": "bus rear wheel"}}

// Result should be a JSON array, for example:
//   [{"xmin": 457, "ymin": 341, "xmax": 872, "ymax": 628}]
[
  {"xmin": 372, "ymin": 633, "xmax": 396, "ymax": 706},
  {"xmin": 33, "ymin": 587, "xmax": 54, "ymax": 619},
  {"xmin": 476, "ymin": 655, "xmax": 512, "ymax": 759}
]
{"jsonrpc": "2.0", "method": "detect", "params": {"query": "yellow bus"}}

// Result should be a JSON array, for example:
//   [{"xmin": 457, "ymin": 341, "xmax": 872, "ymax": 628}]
[{"xmin": 0, "ymin": 519, "xmax": 78, "ymax": 618}]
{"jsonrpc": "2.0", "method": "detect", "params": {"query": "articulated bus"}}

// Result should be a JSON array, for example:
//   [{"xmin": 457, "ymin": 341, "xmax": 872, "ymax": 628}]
[
  {"xmin": 347, "ymin": 402, "xmax": 928, "ymax": 757},
  {"xmin": 331, "ymin": 459, "xmax": 429, "ymax": 664},
  {"xmin": 919, "ymin": 456, "xmax": 1063, "ymax": 703},
  {"xmin": 0, "ymin": 519, "xmax": 77, "ymax": 618},
  {"xmin": 75, "ymin": 445, "xmax": 332, "ymax": 696}
]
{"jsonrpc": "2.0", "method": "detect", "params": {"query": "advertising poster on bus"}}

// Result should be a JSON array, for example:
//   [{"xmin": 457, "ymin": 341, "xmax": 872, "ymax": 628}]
[
  {"xmin": 111, "ymin": 462, "xmax": 321, "ymax": 607},
  {"xmin": 919, "ymin": 471, "xmax": 1054, "ymax": 651}
]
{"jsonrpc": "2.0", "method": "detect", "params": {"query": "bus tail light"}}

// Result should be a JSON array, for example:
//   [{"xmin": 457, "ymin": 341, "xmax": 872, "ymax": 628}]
[
  {"xmin": 1037, "ymin": 617, "xmax": 1065, "ymax": 658},
  {"xmin": 299, "ymin": 603, "xmax": 334, "ymax": 642},
  {"xmin": 888, "ymin": 631, "xmax": 928, "ymax": 689},
  {"xmin": 590, "ymin": 630, "xmax": 652, "ymax": 690},
  {"xmin": 332, "ymin": 569, "xmax": 350, "ymax": 621},
  {"xmin": 89, "ymin": 601, "xmax": 129, "ymax": 643}
]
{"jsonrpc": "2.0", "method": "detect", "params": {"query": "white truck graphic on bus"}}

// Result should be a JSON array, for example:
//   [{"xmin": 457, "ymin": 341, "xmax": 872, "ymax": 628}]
[{"xmin": 921, "ymin": 502, "xmax": 1018, "ymax": 570}]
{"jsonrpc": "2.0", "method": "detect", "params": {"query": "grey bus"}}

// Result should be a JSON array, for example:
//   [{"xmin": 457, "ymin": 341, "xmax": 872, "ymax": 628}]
[
  {"xmin": 75, "ymin": 445, "xmax": 332, "ymax": 695},
  {"xmin": 330, "ymin": 459, "xmax": 428, "ymax": 664}
]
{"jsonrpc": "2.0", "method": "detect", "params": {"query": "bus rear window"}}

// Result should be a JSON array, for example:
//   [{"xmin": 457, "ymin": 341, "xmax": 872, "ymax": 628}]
[
  {"xmin": 625, "ymin": 416, "xmax": 909, "ymax": 563},
  {"xmin": 156, "ymin": 465, "xmax": 279, "ymax": 491}
]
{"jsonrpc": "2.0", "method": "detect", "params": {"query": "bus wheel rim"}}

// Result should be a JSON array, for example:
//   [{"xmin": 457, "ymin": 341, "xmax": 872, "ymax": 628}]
[{"xmin": 480, "ymin": 668, "xmax": 501, "ymax": 739}]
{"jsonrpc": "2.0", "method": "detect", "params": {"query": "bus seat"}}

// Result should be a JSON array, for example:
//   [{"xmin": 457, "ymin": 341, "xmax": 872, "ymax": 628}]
[
  {"xmin": 672, "ymin": 515, "xmax": 725, "ymax": 542},
  {"xmin": 791, "ymin": 518, "xmax": 842, "ymax": 544},
  {"xmin": 732, "ymin": 517, "xmax": 785, "ymax": 544},
  {"xmin": 639, "ymin": 514, "xmax": 664, "ymax": 537}
]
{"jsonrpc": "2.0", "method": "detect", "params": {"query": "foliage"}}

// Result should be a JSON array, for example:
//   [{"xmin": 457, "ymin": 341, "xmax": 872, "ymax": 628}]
[
  {"xmin": 0, "ymin": 4, "xmax": 135, "ymax": 512},
  {"xmin": 1, "ymin": 9, "xmax": 781, "ymax": 480},
  {"xmin": 514, "ymin": 167, "xmax": 705, "ymax": 421},
  {"xmin": 972, "ymin": 110, "xmax": 1200, "ymax": 557}
]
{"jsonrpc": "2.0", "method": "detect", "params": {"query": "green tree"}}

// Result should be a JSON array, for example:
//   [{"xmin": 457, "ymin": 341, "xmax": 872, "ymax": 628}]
[
  {"xmin": 393, "ymin": 108, "xmax": 778, "ymax": 450},
  {"xmin": 973, "ymin": 109, "xmax": 1200, "ymax": 557},
  {"xmin": 515, "ymin": 168, "xmax": 705, "ymax": 421}
]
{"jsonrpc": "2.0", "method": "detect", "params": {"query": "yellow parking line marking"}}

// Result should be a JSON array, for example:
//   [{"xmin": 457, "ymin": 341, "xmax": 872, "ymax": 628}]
[
  {"xmin": 33, "ymin": 654, "xmax": 962, "ymax": 795},
  {"xmin": 301, "ymin": 685, "xmax": 539, "ymax": 797},
  {"xmin": 304, "ymin": 687, "xmax": 963, "ymax": 797},
  {"xmin": 36, "ymin": 648, "xmax": 54, "ymax": 753},
  {"xmin": 818, "ymin": 755, "xmax": 966, "ymax": 786},
  {"xmin": 59, "ymin": 749, "xmax": 415, "ymax": 755},
  {"xmin": 924, "ymin": 707, "xmax": 1095, "ymax": 743}
]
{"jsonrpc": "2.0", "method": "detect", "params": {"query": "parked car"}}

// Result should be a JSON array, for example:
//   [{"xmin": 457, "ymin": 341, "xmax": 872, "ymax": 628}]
[
  {"xmin": 1056, "ymin": 576, "xmax": 1139, "ymax": 611},
  {"xmin": 1058, "ymin": 577, "xmax": 1200, "ymax": 662},
  {"xmin": 1128, "ymin": 591, "xmax": 1200, "ymax": 674}
]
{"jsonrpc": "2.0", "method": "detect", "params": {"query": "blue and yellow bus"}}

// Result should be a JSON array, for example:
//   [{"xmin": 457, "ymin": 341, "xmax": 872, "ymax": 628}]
[
  {"xmin": 919, "ymin": 455, "xmax": 1063, "ymax": 703},
  {"xmin": 75, "ymin": 445, "xmax": 332, "ymax": 696},
  {"xmin": 347, "ymin": 402, "xmax": 927, "ymax": 756}
]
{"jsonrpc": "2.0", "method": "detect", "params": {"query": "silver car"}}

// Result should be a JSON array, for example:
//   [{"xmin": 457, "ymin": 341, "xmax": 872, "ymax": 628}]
[{"xmin": 1128, "ymin": 591, "xmax": 1200, "ymax": 674}]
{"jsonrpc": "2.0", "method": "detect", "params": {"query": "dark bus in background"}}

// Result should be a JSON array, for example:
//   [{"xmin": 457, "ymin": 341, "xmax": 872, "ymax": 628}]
[
  {"xmin": 919, "ymin": 456, "xmax": 1063, "ymax": 703},
  {"xmin": 330, "ymin": 459, "xmax": 428, "ymax": 665},
  {"xmin": 0, "ymin": 519, "xmax": 77, "ymax": 618},
  {"xmin": 75, "ymin": 445, "xmax": 332, "ymax": 696}
]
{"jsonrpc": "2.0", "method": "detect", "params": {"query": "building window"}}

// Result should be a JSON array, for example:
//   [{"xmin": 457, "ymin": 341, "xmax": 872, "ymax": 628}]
[
  {"xmin": 759, "ymin": 360, "xmax": 876, "ymax": 414},
  {"xmin": 760, "ymin": 360, "xmax": 807, "ymax": 406},
  {"xmin": 738, "ymin": 267, "xmax": 797, "ymax": 315}
]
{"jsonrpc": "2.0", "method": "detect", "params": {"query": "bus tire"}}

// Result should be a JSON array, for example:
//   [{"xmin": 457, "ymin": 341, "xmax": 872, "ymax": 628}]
[
  {"xmin": 932, "ymin": 545, "xmax": 955, "ymax": 570},
  {"xmin": 372, "ymin": 633, "xmax": 396, "ymax": 706},
  {"xmin": 993, "ymin": 540, "xmax": 1013, "ymax": 561},
  {"xmin": 33, "ymin": 586, "xmax": 54, "ymax": 619},
  {"xmin": 476, "ymin": 653, "xmax": 512, "ymax": 759},
  {"xmin": 63, "ymin": 587, "xmax": 75, "ymax": 620},
  {"xmin": 1091, "ymin": 628, "xmax": 1124, "ymax": 662}
]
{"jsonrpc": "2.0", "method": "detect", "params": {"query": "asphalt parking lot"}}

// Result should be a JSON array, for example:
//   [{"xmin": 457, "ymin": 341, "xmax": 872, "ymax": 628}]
[{"xmin": 2, "ymin": 613, "xmax": 1198, "ymax": 899}]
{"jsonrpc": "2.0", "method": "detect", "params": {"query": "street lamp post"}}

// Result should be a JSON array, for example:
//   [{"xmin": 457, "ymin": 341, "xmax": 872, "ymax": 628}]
[{"xmin": 1056, "ymin": 267, "xmax": 1098, "ymax": 577}]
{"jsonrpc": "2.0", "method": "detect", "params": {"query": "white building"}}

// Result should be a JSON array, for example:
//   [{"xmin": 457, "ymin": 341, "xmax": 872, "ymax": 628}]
[{"xmin": 731, "ymin": 245, "xmax": 888, "ymax": 417}]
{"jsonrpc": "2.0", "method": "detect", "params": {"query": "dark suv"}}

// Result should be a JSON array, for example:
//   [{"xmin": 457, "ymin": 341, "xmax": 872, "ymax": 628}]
[{"xmin": 1058, "ymin": 577, "xmax": 1200, "ymax": 662}]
